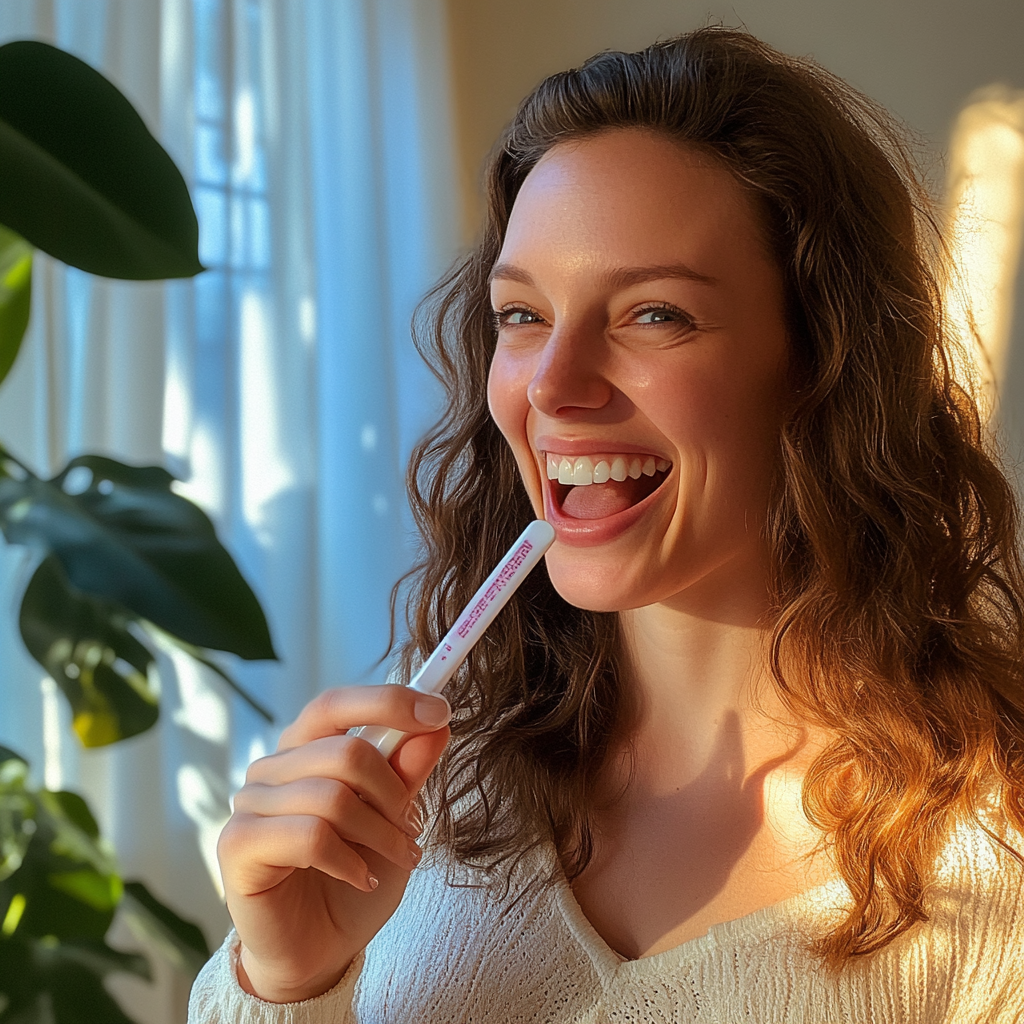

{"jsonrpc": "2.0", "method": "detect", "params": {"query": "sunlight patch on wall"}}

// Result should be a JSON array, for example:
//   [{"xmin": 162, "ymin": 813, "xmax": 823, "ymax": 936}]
[
  {"xmin": 162, "ymin": 350, "xmax": 192, "ymax": 462},
  {"xmin": 170, "ymin": 421, "xmax": 223, "ymax": 518},
  {"xmin": 168, "ymin": 646, "xmax": 229, "ymax": 745},
  {"xmin": 234, "ymin": 89, "xmax": 257, "ymax": 184},
  {"xmin": 943, "ymin": 86, "xmax": 1024, "ymax": 417},
  {"xmin": 240, "ymin": 288, "xmax": 295, "ymax": 542},
  {"xmin": 177, "ymin": 763, "xmax": 231, "ymax": 898},
  {"xmin": 40, "ymin": 676, "xmax": 63, "ymax": 792}
]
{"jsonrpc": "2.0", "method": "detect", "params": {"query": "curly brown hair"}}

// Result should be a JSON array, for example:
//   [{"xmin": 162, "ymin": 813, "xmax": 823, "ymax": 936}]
[{"xmin": 394, "ymin": 26, "xmax": 1024, "ymax": 967}]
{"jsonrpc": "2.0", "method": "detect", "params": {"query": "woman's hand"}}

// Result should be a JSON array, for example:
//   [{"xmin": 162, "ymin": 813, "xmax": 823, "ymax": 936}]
[{"xmin": 217, "ymin": 685, "xmax": 452, "ymax": 1003}]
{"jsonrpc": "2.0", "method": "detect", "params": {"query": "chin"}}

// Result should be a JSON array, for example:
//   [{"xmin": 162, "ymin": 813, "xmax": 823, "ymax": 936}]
[{"xmin": 544, "ymin": 548, "xmax": 658, "ymax": 612}]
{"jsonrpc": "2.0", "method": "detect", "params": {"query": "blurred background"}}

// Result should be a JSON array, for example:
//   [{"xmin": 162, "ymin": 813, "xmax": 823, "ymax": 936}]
[{"xmin": 0, "ymin": 0, "xmax": 1019, "ymax": 1020}]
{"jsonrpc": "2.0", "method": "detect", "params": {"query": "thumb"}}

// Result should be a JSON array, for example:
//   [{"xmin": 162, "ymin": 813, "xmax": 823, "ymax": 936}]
[{"xmin": 388, "ymin": 722, "xmax": 451, "ymax": 800}]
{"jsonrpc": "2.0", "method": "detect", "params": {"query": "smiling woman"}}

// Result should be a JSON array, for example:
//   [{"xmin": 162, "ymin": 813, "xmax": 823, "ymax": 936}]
[
  {"xmin": 191, "ymin": 26, "xmax": 1024, "ymax": 1024},
  {"xmin": 487, "ymin": 132, "xmax": 789, "ymax": 607}
]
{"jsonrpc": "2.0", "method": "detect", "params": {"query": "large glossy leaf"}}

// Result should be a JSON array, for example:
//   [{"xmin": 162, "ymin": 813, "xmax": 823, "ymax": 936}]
[
  {"xmin": 20, "ymin": 557, "xmax": 158, "ymax": 747},
  {"xmin": 0, "ymin": 777, "xmax": 165, "ymax": 1023},
  {"xmin": 0, "ymin": 226, "xmax": 31, "ymax": 388},
  {"xmin": 30, "ymin": 941, "xmax": 145, "ymax": 1024},
  {"xmin": 0, "ymin": 936, "xmax": 35, "ymax": 1022},
  {"xmin": 46, "ymin": 792, "xmax": 98, "ymax": 842},
  {"xmin": 0, "ymin": 938, "xmax": 146, "ymax": 1024},
  {"xmin": 0, "ymin": 40, "xmax": 202, "ymax": 280},
  {"xmin": 0, "ymin": 780, "xmax": 121, "ymax": 945},
  {"xmin": 0, "ymin": 758, "xmax": 34, "ymax": 883},
  {"xmin": 121, "ymin": 880, "xmax": 209, "ymax": 976},
  {"xmin": 0, "ymin": 453, "xmax": 276, "ymax": 660},
  {"xmin": 39, "ymin": 937, "xmax": 149, "ymax": 981}
]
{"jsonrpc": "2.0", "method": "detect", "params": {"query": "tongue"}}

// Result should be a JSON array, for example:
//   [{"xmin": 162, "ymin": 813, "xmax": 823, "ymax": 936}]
[{"xmin": 561, "ymin": 480, "xmax": 641, "ymax": 520}]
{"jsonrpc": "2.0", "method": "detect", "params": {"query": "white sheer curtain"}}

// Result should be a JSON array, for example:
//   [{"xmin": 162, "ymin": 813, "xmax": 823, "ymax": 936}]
[{"xmin": 0, "ymin": 0, "xmax": 457, "ymax": 1019}]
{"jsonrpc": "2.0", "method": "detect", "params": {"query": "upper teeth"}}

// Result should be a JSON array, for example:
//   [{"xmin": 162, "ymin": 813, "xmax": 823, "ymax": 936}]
[{"xmin": 547, "ymin": 454, "xmax": 671, "ymax": 485}]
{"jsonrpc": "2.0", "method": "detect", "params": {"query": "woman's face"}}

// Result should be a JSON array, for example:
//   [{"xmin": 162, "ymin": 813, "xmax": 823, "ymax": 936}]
[{"xmin": 487, "ymin": 130, "xmax": 790, "ymax": 614}]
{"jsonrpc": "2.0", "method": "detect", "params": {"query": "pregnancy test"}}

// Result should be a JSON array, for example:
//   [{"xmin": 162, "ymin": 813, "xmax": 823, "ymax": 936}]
[{"xmin": 347, "ymin": 519, "xmax": 556, "ymax": 759}]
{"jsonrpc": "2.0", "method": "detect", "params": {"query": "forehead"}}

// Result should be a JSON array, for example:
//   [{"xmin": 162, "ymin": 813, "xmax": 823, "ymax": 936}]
[{"xmin": 500, "ymin": 130, "xmax": 770, "ymax": 275}]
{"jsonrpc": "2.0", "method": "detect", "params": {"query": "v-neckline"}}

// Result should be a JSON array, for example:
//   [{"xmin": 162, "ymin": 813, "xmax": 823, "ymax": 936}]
[{"xmin": 546, "ymin": 843, "xmax": 848, "ymax": 977}]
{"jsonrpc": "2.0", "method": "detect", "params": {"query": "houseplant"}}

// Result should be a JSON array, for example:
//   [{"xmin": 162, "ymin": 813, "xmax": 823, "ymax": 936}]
[{"xmin": 0, "ymin": 38, "xmax": 278, "ymax": 1020}]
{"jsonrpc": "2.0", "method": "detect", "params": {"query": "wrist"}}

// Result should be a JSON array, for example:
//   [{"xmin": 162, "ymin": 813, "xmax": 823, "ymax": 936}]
[{"xmin": 236, "ymin": 944, "xmax": 355, "ymax": 1004}]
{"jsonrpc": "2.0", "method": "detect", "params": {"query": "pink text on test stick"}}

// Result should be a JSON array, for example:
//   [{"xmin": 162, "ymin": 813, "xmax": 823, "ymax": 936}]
[{"xmin": 347, "ymin": 520, "xmax": 556, "ymax": 758}]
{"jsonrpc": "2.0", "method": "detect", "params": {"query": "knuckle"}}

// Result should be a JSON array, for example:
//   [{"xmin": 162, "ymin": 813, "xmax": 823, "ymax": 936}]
[
  {"xmin": 279, "ymin": 690, "xmax": 339, "ymax": 747},
  {"xmin": 317, "ymin": 777, "xmax": 356, "ymax": 820},
  {"xmin": 335, "ymin": 734, "xmax": 374, "ymax": 774},
  {"xmin": 391, "ymin": 826, "xmax": 412, "ymax": 862},
  {"xmin": 275, "ymin": 723, "xmax": 299, "ymax": 749},
  {"xmin": 231, "ymin": 787, "xmax": 252, "ymax": 813},
  {"xmin": 217, "ymin": 814, "xmax": 248, "ymax": 859},
  {"xmin": 303, "ymin": 818, "xmax": 336, "ymax": 860},
  {"xmin": 245, "ymin": 754, "xmax": 275, "ymax": 783},
  {"xmin": 382, "ymin": 684, "xmax": 414, "ymax": 719},
  {"xmin": 320, "ymin": 686, "xmax": 354, "ymax": 720}
]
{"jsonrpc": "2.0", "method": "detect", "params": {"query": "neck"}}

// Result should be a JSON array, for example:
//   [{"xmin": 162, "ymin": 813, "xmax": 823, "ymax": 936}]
[{"xmin": 608, "ymin": 554, "xmax": 806, "ymax": 799}]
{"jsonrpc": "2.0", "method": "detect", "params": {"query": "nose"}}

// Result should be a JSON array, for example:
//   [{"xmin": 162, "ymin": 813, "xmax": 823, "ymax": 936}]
[{"xmin": 526, "ymin": 323, "xmax": 613, "ymax": 417}]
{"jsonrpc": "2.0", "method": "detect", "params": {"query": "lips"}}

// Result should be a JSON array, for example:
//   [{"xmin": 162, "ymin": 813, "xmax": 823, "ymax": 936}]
[{"xmin": 539, "ymin": 445, "xmax": 673, "ymax": 544}]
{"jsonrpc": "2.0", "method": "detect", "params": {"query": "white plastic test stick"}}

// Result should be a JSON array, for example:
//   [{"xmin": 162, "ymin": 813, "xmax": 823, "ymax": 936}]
[{"xmin": 347, "ymin": 519, "xmax": 556, "ymax": 759}]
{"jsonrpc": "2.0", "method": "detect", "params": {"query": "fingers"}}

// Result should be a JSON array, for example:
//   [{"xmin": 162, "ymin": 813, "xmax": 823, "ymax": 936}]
[
  {"xmin": 388, "ymin": 725, "xmax": 451, "ymax": 799},
  {"xmin": 219, "ymin": 685, "xmax": 451, "ymax": 908},
  {"xmin": 247, "ymin": 734, "xmax": 412, "ymax": 828},
  {"xmin": 279, "ymin": 685, "xmax": 451, "ymax": 750},
  {"xmin": 219, "ymin": 812, "xmax": 383, "ymax": 895},
  {"xmin": 232, "ymin": 777, "xmax": 421, "ymax": 874}
]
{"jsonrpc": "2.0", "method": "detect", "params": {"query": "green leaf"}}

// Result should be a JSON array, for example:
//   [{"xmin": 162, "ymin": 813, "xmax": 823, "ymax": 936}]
[
  {"xmin": 40, "ymin": 937, "xmax": 149, "ymax": 981},
  {"xmin": 1, "ymin": 794, "xmax": 118, "ymax": 943},
  {"xmin": 0, "ymin": 453, "xmax": 276, "ymax": 661},
  {"xmin": 46, "ymin": 872, "xmax": 121, "ymax": 914},
  {"xmin": 0, "ymin": 227, "xmax": 31, "ymax": 388},
  {"xmin": 34, "ymin": 945, "xmax": 142, "ymax": 1024},
  {"xmin": 0, "ymin": 935, "xmax": 37, "ymax": 1021},
  {"xmin": 0, "ymin": 938, "xmax": 148, "ymax": 1024},
  {"xmin": 0, "ymin": 783, "xmax": 183, "ymax": 1023},
  {"xmin": 0, "ymin": 776, "xmax": 120, "ymax": 944},
  {"xmin": 35, "ymin": 797, "xmax": 116, "ymax": 882},
  {"xmin": 0, "ymin": 40, "xmax": 202, "ymax": 280},
  {"xmin": 46, "ymin": 794, "xmax": 97, "ymax": 843},
  {"xmin": 19, "ymin": 557, "xmax": 159, "ymax": 746},
  {"xmin": 0, "ymin": 862, "xmax": 114, "ymax": 947},
  {"xmin": 0, "ymin": 759, "xmax": 34, "ymax": 883},
  {"xmin": 121, "ymin": 880, "xmax": 209, "ymax": 976}
]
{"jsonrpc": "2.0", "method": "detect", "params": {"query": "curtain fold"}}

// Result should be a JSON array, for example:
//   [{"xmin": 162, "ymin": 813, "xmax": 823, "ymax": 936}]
[{"xmin": 0, "ymin": 1, "xmax": 457, "ymax": 1020}]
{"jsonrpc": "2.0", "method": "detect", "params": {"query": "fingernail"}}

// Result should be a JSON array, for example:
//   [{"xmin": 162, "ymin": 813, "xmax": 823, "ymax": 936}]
[
  {"xmin": 403, "ymin": 803, "xmax": 423, "ymax": 837},
  {"xmin": 414, "ymin": 694, "xmax": 451, "ymax": 727},
  {"xmin": 407, "ymin": 837, "xmax": 422, "ymax": 867},
  {"xmin": 367, "ymin": 874, "xmax": 379, "ymax": 891}
]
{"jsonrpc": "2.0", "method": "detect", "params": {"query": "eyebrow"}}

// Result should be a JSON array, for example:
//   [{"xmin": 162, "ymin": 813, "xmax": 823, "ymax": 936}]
[{"xmin": 488, "ymin": 261, "xmax": 718, "ymax": 288}]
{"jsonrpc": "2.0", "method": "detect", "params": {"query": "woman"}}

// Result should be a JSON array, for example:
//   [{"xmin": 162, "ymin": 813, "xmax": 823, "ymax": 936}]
[{"xmin": 190, "ymin": 28, "xmax": 1024, "ymax": 1022}]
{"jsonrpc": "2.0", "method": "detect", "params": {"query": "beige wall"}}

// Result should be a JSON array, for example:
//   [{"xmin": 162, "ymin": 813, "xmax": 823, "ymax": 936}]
[
  {"xmin": 445, "ymin": 0, "xmax": 1024, "ymax": 235},
  {"xmin": 443, "ymin": 0, "xmax": 1024, "ymax": 467}
]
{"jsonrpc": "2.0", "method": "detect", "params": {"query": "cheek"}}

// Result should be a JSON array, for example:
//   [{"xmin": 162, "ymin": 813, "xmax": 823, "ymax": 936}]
[
  {"xmin": 488, "ymin": 351, "xmax": 548, "ymax": 517},
  {"xmin": 486, "ymin": 349, "xmax": 532, "ymax": 446},
  {"xmin": 652, "ymin": 364, "xmax": 784, "ymax": 494}
]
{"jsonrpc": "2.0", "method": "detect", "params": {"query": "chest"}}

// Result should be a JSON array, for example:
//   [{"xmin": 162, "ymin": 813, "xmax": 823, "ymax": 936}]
[{"xmin": 569, "ymin": 764, "xmax": 835, "ymax": 960}]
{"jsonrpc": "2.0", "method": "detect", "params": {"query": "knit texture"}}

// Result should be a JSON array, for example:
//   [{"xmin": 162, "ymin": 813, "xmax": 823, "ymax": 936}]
[{"xmin": 189, "ymin": 821, "xmax": 1024, "ymax": 1022}]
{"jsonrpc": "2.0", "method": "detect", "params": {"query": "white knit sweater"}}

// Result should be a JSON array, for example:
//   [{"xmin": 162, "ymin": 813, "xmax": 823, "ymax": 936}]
[{"xmin": 188, "ymin": 821, "xmax": 1024, "ymax": 1023}]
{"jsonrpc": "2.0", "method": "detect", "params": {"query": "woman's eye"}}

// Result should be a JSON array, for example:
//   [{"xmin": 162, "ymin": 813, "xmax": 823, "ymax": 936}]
[
  {"xmin": 634, "ymin": 305, "xmax": 690, "ymax": 326},
  {"xmin": 494, "ymin": 307, "xmax": 544, "ymax": 328}
]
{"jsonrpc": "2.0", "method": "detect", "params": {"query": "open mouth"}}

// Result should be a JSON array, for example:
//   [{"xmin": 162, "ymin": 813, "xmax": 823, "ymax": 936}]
[{"xmin": 544, "ymin": 453, "xmax": 672, "ymax": 521}]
